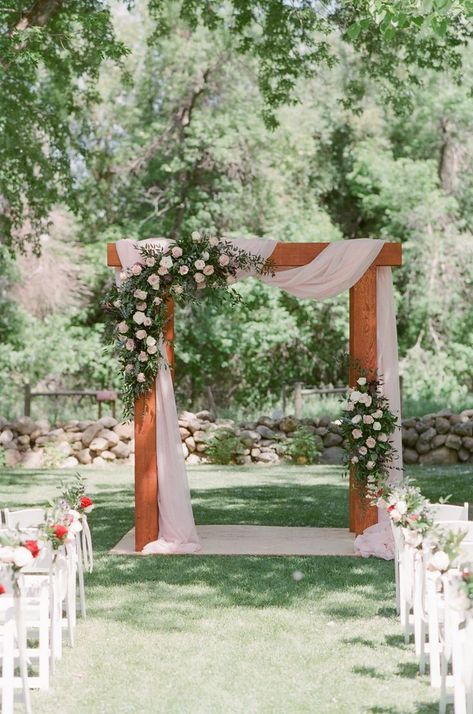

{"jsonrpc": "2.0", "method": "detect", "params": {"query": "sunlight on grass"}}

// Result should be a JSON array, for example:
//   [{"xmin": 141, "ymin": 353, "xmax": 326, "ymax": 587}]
[{"xmin": 1, "ymin": 463, "xmax": 469, "ymax": 713}]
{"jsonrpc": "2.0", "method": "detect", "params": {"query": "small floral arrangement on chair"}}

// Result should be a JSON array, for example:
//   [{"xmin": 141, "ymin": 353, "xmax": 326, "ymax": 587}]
[
  {"xmin": 426, "ymin": 528, "xmax": 468, "ymax": 573},
  {"xmin": 0, "ymin": 531, "xmax": 43, "ymax": 591},
  {"xmin": 339, "ymin": 374, "xmax": 398, "ymax": 501},
  {"xmin": 59, "ymin": 473, "xmax": 95, "ymax": 514},
  {"xmin": 448, "ymin": 566, "xmax": 473, "ymax": 612},
  {"xmin": 104, "ymin": 231, "xmax": 272, "ymax": 416},
  {"xmin": 381, "ymin": 481, "xmax": 434, "ymax": 547}
]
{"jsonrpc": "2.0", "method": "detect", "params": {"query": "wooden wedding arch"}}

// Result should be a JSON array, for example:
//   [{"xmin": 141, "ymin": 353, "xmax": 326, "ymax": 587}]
[{"xmin": 108, "ymin": 241, "xmax": 402, "ymax": 551}]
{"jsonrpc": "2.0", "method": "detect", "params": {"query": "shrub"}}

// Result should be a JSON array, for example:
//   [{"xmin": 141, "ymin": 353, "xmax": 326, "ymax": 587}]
[
  {"xmin": 205, "ymin": 429, "xmax": 244, "ymax": 465},
  {"xmin": 284, "ymin": 426, "xmax": 320, "ymax": 465}
]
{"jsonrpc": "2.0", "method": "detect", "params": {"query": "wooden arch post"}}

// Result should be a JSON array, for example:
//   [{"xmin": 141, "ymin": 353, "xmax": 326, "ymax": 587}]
[{"xmin": 107, "ymin": 241, "xmax": 402, "ymax": 547}]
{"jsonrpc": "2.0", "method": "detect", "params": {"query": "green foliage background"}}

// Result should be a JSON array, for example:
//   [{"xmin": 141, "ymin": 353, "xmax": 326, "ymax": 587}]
[{"xmin": 0, "ymin": 0, "xmax": 472, "ymax": 420}]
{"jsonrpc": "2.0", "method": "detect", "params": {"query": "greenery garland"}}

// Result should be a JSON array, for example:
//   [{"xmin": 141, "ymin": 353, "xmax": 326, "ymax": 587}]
[
  {"xmin": 339, "ymin": 375, "xmax": 398, "ymax": 501},
  {"xmin": 104, "ymin": 232, "xmax": 272, "ymax": 416}
]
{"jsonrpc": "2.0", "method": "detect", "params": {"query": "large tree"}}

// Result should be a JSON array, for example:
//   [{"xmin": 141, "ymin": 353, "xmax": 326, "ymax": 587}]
[{"xmin": 2, "ymin": 0, "xmax": 473, "ymax": 250}]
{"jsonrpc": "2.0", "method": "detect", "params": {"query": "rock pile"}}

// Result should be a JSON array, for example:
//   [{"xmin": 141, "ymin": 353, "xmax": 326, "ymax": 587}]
[
  {"xmin": 0, "ymin": 408, "xmax": 471, "ymax": 468},
  {"xmin": 0, "ymin": 416, "xmax": 133, "ymax": 468}
]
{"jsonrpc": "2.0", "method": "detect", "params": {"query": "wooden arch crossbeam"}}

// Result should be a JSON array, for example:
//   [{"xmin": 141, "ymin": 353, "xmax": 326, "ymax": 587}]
[{"xmin": 107, "ymin": 241, "xmax": 402, "ymax": 551}]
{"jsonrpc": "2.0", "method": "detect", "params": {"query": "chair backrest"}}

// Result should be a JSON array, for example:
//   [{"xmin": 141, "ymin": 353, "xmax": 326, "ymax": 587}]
[
  {"xmin": 3, "ymin": 508, "xmax": 46, "ymax": 529},
  {"xmin": 438, "ymin": 521, "xmax": 473, "ymax": 541},
  {"xmin": 431, "ymin": 503, "xmax": 469, "ymax": 522}
]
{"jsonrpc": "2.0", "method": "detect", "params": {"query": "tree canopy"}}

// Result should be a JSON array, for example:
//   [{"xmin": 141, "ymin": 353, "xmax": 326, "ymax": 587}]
[{"xmin": 0, "ymin": 0, "xmax": 472, "ymax": 419}]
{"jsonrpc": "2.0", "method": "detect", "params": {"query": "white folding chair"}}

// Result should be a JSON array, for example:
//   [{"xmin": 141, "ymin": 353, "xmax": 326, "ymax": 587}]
[
  {"xmin": 396, "ymin": 529, "xmax": 416, "ymax": 643},
  {"xmin": 0, "ymin": 576, "xmax": 32, "ymax": 714},
  {"xmin": 437, "ymin": 521, "xmax": 473, "ymax": 540},
  {"xmin": 432, "ymin": 503, "xmax": 469, "ymax": 522},
  {"xmin": 3, "ymin": 508, "xmax": 46, "ymax": 530},
  {"xmin": 440, "ymin": 569, "xmax": 473, "ymax": 714},
  {"xmin": 391, "ymin": 521, "xmax": 402, "ymax": 616}
]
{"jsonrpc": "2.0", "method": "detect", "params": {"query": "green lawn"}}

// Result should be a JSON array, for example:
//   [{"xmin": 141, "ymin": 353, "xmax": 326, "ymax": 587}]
[{"xmin": 1, "ymin": 463, "xmax": 472, "ymax": 713}]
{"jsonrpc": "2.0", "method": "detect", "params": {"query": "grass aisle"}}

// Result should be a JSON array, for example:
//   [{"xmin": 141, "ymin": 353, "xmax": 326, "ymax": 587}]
[{"xmin": 1, "ymin": 464, "xmax": 471, "ymax": 713}]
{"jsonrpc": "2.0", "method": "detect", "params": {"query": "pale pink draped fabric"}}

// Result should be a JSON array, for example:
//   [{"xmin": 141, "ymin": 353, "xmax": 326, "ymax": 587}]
[
  {"xmin": 115, "ymin": 237, "xmax": 402, "ymax": 558},
  {"xmin": 116, "ymin": 239, "xmax": 200, "ymax": 554}
]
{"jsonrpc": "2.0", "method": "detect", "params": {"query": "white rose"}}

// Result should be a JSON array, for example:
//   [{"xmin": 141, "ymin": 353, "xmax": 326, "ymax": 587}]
[
  {"xmin": 125, "ymin": 364, "xmax": 134, "ymax": 374},
  {"xmin": 0, "ymin": 546, "xmax": 16, "ymax": 563},
  {"xmin": 351, "ymin": 414, "xmax": 362, "ymax": 424},
  {"xmin": 147, "ymin": 274, "xmax": 160, "ymax": 289},
  {"xmin": 117, "ymin": 321, "xmax": 129, "ymax": 334},
  {"xmin": 143, "ymin": 317, "xmax": 152, "ymax": 327},
  {"xmin": 351, "ymin": 390, "xmax": 362, "ymax": 403},
  {"xmin": 113, "ymin": 299, "xmax": 121, "ymax": 308},
  {"xmin": 160, "ymin": 256, "xmax": 173, "ymax": 269},
  {"xmin": 202, "ymin": 251, "xmax": 210, "ymax": 261},
  {"xmin": 373, "ymin": 410, "xmax": 383, "ymax": 419},
  {"xmin": 133, "ymin": 289, "xmax": 147, "ymax": 300},
  {"xmin": 13, "ymin": 546, "xmax": 34, "ymax": 568},
  {"xmin": 332, "ymin": 419, "xmax": 342, "ymax": 426},
  {"xmin": 158, "ymin": 265, "xmax": 168, "ymax": 275},
  {"xmin": 136, "ymin": 301, "xmax": 147, "ymax": 311},
  {"xmin": 352, "ymin": 428, "xmax": 363, "ymax": 439},
  {"xmin": 364, "ymin": 395, "xmax": 372, "ymax": 407},
  {"xmin": 431, "ymin": 550, "xmax": 450, "ymax": 572},
  {"xmin": 68, "ymin": 519, "xmax": 83, "ymax": 534},
  {"xmin": 357, "ymin": 377, "xmax": 367, "ymax": 386},
  {"xmin": 366, "ymin": 437, "xmax": 376, "ymax": 448},
  {"xmin": 396, "ymin": 500, "xmax": 408, "ymax": 515},
  {"xmin": 373, "ymin": 422, "xmax": 381, "ymax": 431},
  {"xmin": 133, "ymin": 311, "xmax": 146, "ymax": 325},
  {"xmin": 209, "ymin": 236, "xmax": 219, "ymax": 247},
  {"xmin": 194, "ymin": 272, "xmax": 205, "ymax": 284},
  {"xmin": 135, "ymin": 329, "xmax": 147, "ymax": 340},
  {"xmin": 366, "ymin": 461, "xmax": 375, "ymax": 470},
  {"xmin": 363, "ymin": 415, "xmax": 374, "ymax": 424},
  {"xmin": 153, "ymin": 297, "xmax": 162, "ymax": 305},
  {"xmin": 171, "ymin": 246, "xmax": 183, "ymax": 259},
  {"xmin": 145, "ymin": 256, "xmax": 156, "ymax": 267},
  {"xmin": 147, "ymin": 344, "xmax": 158, "ymax": 355},
  {"xmin": 219, "ymin": 254, "xmax": 230, "ymax": 267},
  {"xmin": 137, "ymin": 373, "xmax": 146, "ymax": 383},
  {"xmin": 346, "ymin": 402, "xmax": 354, "ymax": 411},
  {"xmin": 226, "ymin": 275, "xmax": 236, "ymax": 284},
  {"xmin": 191, "ymin": 231, "xmax": 201, "ymax": 242},
  {"xmin": 131, "ymin": 264, "xmax": 142, "ymax": 276},
  {"xmin": 378, "ymin": 433, "xmax": 388, "ymax": 442},
  {"xmin": 146, "ymin": 336, "xmax": 156, "ymax": 347},
  {"xmin": 138, "ymin": 351, "xmax": 148, "ymax": 362},
  {"xmin": 174, "ymin": 285, "xmax": 184, "ymax": 295},
  {"xmin": 351, "ymin": 456, "xmax": 359, "ymax": 464},
  {"xmin": 125, "ymin": 338, "xmax": 135, "ymax": 351},
  {"xmin": 359, "ymin": 446, "xmax": 368, "ymax": 455},
  {"xmin": 179, "ymin": 265, "xmax": 189, "ymax": 275},
  {"xmin": 203, "ymin": 265, "xmax": 214, "ymax": 276},
  {"xmin": 194, "ymin": 259, "xmax": 205, "ymax": 270}
]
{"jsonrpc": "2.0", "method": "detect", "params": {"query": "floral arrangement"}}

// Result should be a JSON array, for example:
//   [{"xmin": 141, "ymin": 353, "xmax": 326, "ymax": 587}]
[
  {"xmin": 59, "ymin": 473, "xmax": 95, "ymax": 514},
  {"xmin": 339, "ymin": 374, "xmax": 398, "ymax": 500},
  {"xmin": 0, "ymin": 532, "xmax": 42, "ymax": 570},
  {"xmin": 452, "ymin": 567, "xmax": 473, "ymax": 612},
  {"xmin": 0, "ymin": 531, "xmax": 43, "ymax": 591},
  {"xmin": 104, "ymin": 232, "xmax": 272, "ymax": 415},
  {"xmin": 426, "ymin": 528, "xmax": 467, "ymax": 573},
  {"xmin": 382, "ymin": 481, "xmax": 434, "ymax": 547}
]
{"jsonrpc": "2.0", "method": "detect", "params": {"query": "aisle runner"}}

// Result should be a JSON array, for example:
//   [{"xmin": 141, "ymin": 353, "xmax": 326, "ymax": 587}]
[{"xmin": 111, "ymin": 526, "xmax": 356, "ymax": 557}]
